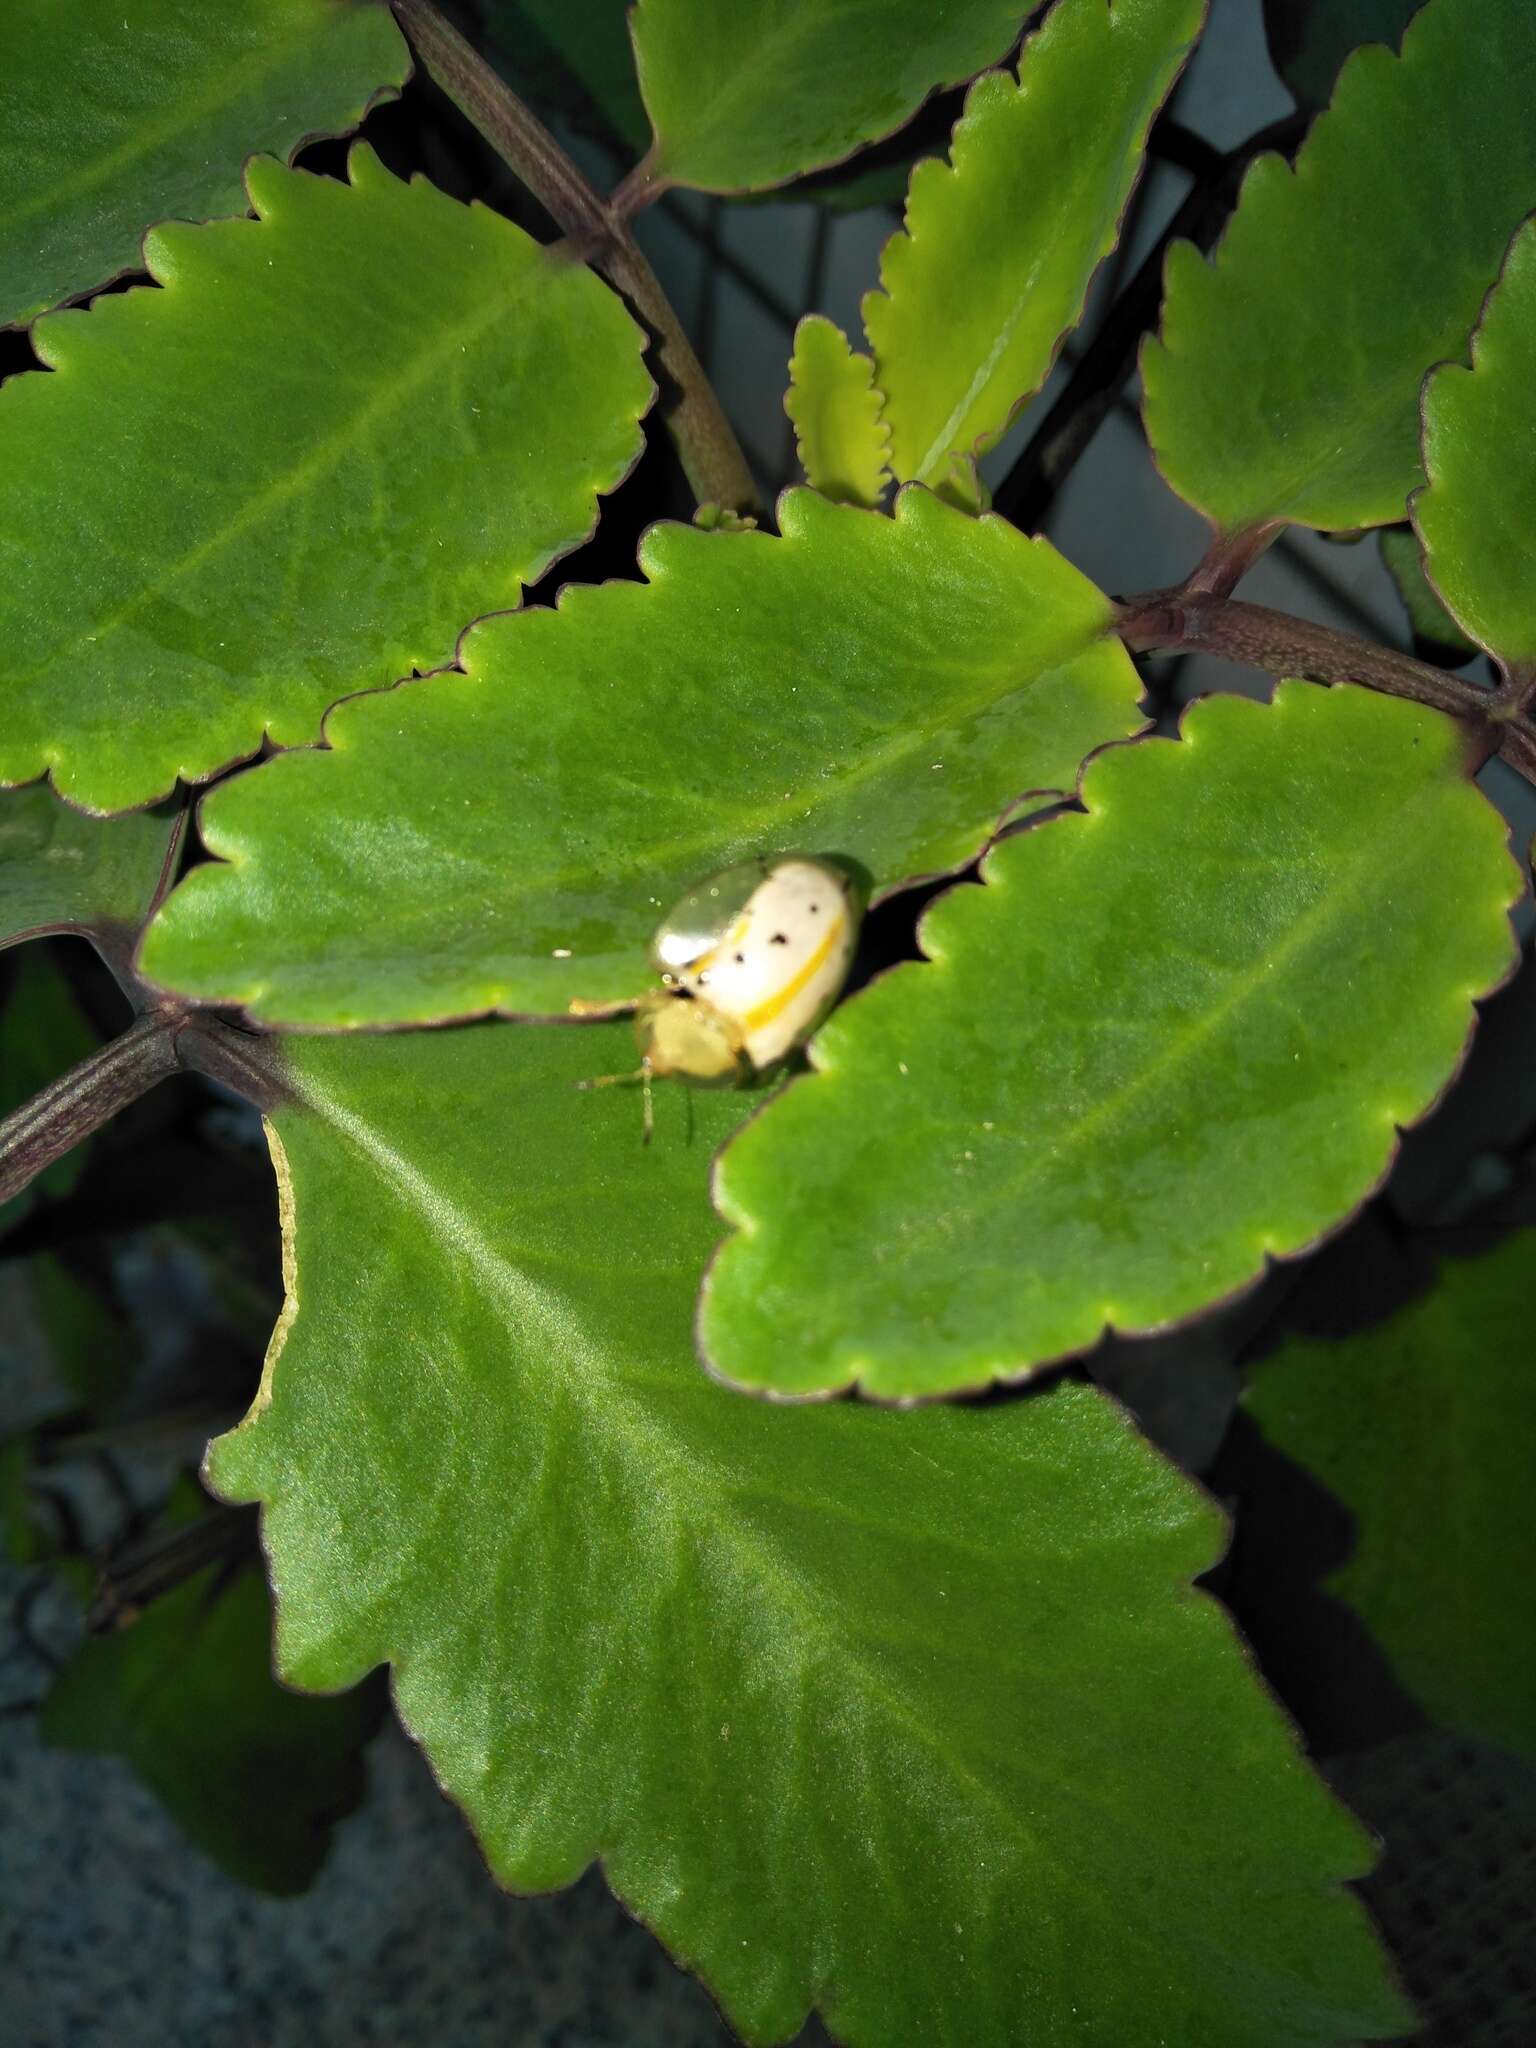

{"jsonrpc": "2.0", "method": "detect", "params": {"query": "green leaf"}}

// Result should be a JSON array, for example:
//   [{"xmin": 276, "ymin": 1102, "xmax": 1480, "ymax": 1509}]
[
  {"xmin": 41, "ymin": 1559, "xmax": 381, "ymax": 1895},
  {"xmin": 783, "ymin": 316, "xmax": 890, "ymax": 506},
  {"xmin": 1378, "ymin": 526, "xmax": 1476, "ymax": 660},
  {"xmin": 630, "ymin": 0, "xmax": 1030, "ymax": 194},
  {"xmin": 209, "ymin": 1020, "xmax": 1411, "ymax": 2044},
  {"xmin": 864, "ymin": 0, "xmax": 1203, "ymax": 488},
  {"xmin": 1143, "ymin": 0, "xmax": 1536, "ymax": 536},
  {"xmin": 701, "ymin": 683, "xmax": 1519, "ymax": 1401},
  {"xmin": 0, "ymin": 144, "xmax": 652, "ymax": 814},
  {"xmin": 1415, "ymin": 215, "xmax": 1536, "ymax": 672},
  {"xmin": 1246, "ymin": 1230, "xmax": 1536, "ymax": 1761},
  {"xmin": 0, "ymin": 0, "xmax": 409, "ymax": 330},
  {"xmin": 1262, "ymin": 0, "xmax": 1428, "ymax": 110},
  {"xmin": 141, "ymin": 488, "xmax": 1143, "ymax": 1026},
  {"xmin": 482, "ymin": 0, "xmax": 649, "ymax": 156},
  {"xmin": 0, "ymin": 785, "xmax": 180, "ymax": 950}
]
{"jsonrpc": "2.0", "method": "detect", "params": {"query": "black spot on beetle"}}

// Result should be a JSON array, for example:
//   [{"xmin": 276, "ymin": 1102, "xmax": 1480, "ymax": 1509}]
[
  {"xmin": 770, "ymin": 932, "xmax": 789, "ymax": 944},
  {"xmin": 809, "ymin": 903, "xmax": 820, "ymax": 913},
  {"xmin": 734, "ymin": 952, "xmax": 745, "ymax": 963}
]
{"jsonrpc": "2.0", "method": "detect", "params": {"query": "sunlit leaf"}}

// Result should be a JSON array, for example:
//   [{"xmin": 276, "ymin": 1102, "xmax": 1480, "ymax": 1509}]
[
  {"xmin": 630, "ymin": 0, "xmax": 1029, "ymax": 194},
  {"xmin": 865, "ymin": 0, "xmax": 1202, "ymax": 488},
  {"xmin": 141, "ymin": 488, "xmax": 1144, "ymax": 1026},
  {"xmin": 1415, "ymin": 215, "xmax": 1536, "ymax": 673},
  {"xmin": 0, "ymin": 144, "xmax": 651, "ymax": 814},
  {"xmin": 0, "ymin": 784, "xmax": 180, "ymax": 950},
  {"xmin": 42, "ymin": 1559, "xmax": 381, "ymax": 1894},
  {"xmin": 208, "ymin": 1020, "xmax": 1411, "ymax": 2045},
  {"xmin": 1246, "ymin": 1230, "xmax": 1536, "ymax": 1761},
  {"xmin": 701, "ymin": 684, "xmax": 1519, "ymax": 1401},
  {"xmin": 1378, "ymin": 527, "xmax": 1476, "ymax": 661},
  {"xmin": 1143, "ymin": 0, "xmax": 1536, "ymax": 536},
  {"xmin": 0, "ymin": 0, "xmax": 409, "ymax": 329},
  {"xmin": 783, "ymin": 316, "xmax": 890, "ymax": 507}
]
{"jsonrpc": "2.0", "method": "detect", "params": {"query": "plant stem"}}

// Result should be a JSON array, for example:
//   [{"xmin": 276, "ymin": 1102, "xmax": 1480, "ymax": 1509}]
[
  {"xmin": 0, "ymin": 1013, "xmax": 181, "ymax": 1208},
  {"xmin": 390, "ymin": 0, "xmax": 757, "ymax": 511},
  {"xmin": 0, "ymin": 1010, "xmax": 286, "ymax": 1212},
  {"xmin": 1116, "ymin": 592, "xmax": 1495, "ymax": 723}
]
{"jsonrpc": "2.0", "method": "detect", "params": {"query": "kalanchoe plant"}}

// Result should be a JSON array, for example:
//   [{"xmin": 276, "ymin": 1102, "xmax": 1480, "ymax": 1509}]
[{"xmin": 3, "ymin": 0, "xmax": 1536, "ymax": 2041}]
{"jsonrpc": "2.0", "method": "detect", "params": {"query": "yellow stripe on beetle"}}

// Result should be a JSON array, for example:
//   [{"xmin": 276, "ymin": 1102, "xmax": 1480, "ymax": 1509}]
[{"xmin": 574, "ymin": 855, "xmax": 863, "ymax": 1142}]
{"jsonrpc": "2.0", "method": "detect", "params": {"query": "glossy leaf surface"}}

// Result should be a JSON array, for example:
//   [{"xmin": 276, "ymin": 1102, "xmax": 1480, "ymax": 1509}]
[
  {"xmin": 865, "ymin": 0, "xmax": 1203, "ymax": 487},
  {"xmin": 1378, "ymin": 527, "xmax": 1475, "ymax": 660},
  {"xmin": 784, "ymin": 317, "xmax": 890, "ymax": 507},
  {"xmin": 1247, "ymin": 1231, "xmax": 1536, "ymax": 1760},
  {"xmin": 1144, "ymin": 0, "xmax": 1536, "ymax": 535},
  {"xmin": 0, "ymin": 785, "xmax": 179, "ymax": 949},
  {"xmin": 0, "ymin": 0, "xmax": 408, "ymax": 329},
  {"xmin": 703, "ymin": 685, "xmax": 1519, "ymax": 1401},
  {"xmin": 1416, "ymin": 216, "xmax": 1536, "ymax": 672},
  {"xmin": 631, "ymin": 0, "xmax": 1029, "ymax": 193},
  {"xmin": 42, "ymin": 1561, "xmax": 380, "ymax": 1894},
  {"xmin": 142, "ymin": 489, "xmax": 1143, "ymax": 1025},
  {"xmin": 209, "ymin": 1020, "xmax": 1410, "ymax": 2046},
  {"xmin": 0, "ymin": 145, "xmax": 651, "ymax": 814}
]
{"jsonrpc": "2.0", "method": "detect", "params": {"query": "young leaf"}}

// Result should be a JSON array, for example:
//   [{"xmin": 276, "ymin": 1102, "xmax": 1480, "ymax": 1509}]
[
  {"xmin": 140, "ymin": 488, "xmax": 1144, "ymax": 1026},
  {"xmin": 209, "ymin": 1020, "xmax": 1412, "ymax": 2045},
  {"xmin": 701, "ymin": 684, "xmax": 1520, "ymax": 1402},
  {"xmin": 1246, "ymin": 1231, "xmax": 1536, "ymax": 1762},
  {"xmin": 1143, "ymin": 0, "xmax": 1536, "ymax": 537},
  {"xmin": 0, "ymin": 0, "xmax": 410, "ymax": 329},
  {"xmin": 0, "ymin": 144, "xmax": 652, "ymax": 814},
  {"xmin": 1378, "ymin": 527, "xmax": 1476, "ymax": 661},
  {"xmin": 1415, "ymin": 215, "xmax": 1536, "ymax": 674},
  {"xmin": 864, "ymin": 0, "xmax": 1204, "ymax": 490},
  {"xmin": 783, "ymin": 316, "xmax": 890, "ymax": 507},
  {"xmin": 0, "ymin": 784, "xmax": 180, "ymax": 951},
  {"xmin": 41, "ymin": 1561, "xmax": 381, "ymax": 1895},
  {"xmin": 630, "ymin": 0, "xmax": 1029, "ymax": 194}
]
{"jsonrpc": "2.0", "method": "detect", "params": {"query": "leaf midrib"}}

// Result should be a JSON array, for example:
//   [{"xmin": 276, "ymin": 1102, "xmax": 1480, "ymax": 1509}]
[
  {"xmin": 0, "ymin": 16, "xmax": 351, "ymax": 247},
  {"xmin": 15, "ymin": 270, "xmax": 523, "ymax": 691},
  {"xmin": 279, "ymin": 1070, "xmax": 1063, "ymax": 1869},
  {"xmin": 882, "ymin": 767, "xmax": 1470, "ymax": 1270}
]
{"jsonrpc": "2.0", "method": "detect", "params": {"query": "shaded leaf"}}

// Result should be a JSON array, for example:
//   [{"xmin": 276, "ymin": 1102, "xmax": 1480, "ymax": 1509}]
[
  {"xmin": 0, "ymin": 0, "xmax": 409, "ymax": 329},
  {"xmin": 0, "ymin": 953, "xmax": 100, "ymax": 1216},
  {"xmin": 1143, "ymin": 0, "xmax": 1536, "ymax": 535},
  {"xmin": 701, "ymin": 684, "xmax": 1519, "ymax": 1401},
  {"xmin": 0, "ymin": 144, "xmax": 652, "ymax": 814},
  {"xmin": 0, "ymin": 785, "xmax": 179, "ymax": 950},
  {"xmin": 141, "ymin": 488, "xmax": 1144, "ymax": 1026},
  {"xmin": 1378, "ymin": 526, "xmax": 1476, "ymax": 662},
  {"xmin": 482, "ymin": 0, "xmax": 649, "ymax": 155},
  {"xmin": 631, "ymin": 0, "xmax": 1029, "ymax": 194},
  {"xmin": 1246, "ymin": 1231, "xmax": 1536, "ymax": 1761},
  {"xmin": 1415, "ymin": 214, "xmax": 1536, "ymax": 673},
  {"xmin": 1262, "ymin": 0, "xmax": 1428, "ymax": 110},
  {"xmin": 783, "ymin": 315, "xmax": 890, "ymax": 507},
  {"xmin": 42, "ymin": 1558, "xmax": 381, "ymax": 1895},
  {"xmin": 209, "ymin": 1020, "xmax": 1411, "ymax": 2044},
  {"xmin": 865, "ymin": 0, "xmax": 1203, "ymax": 487}
]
